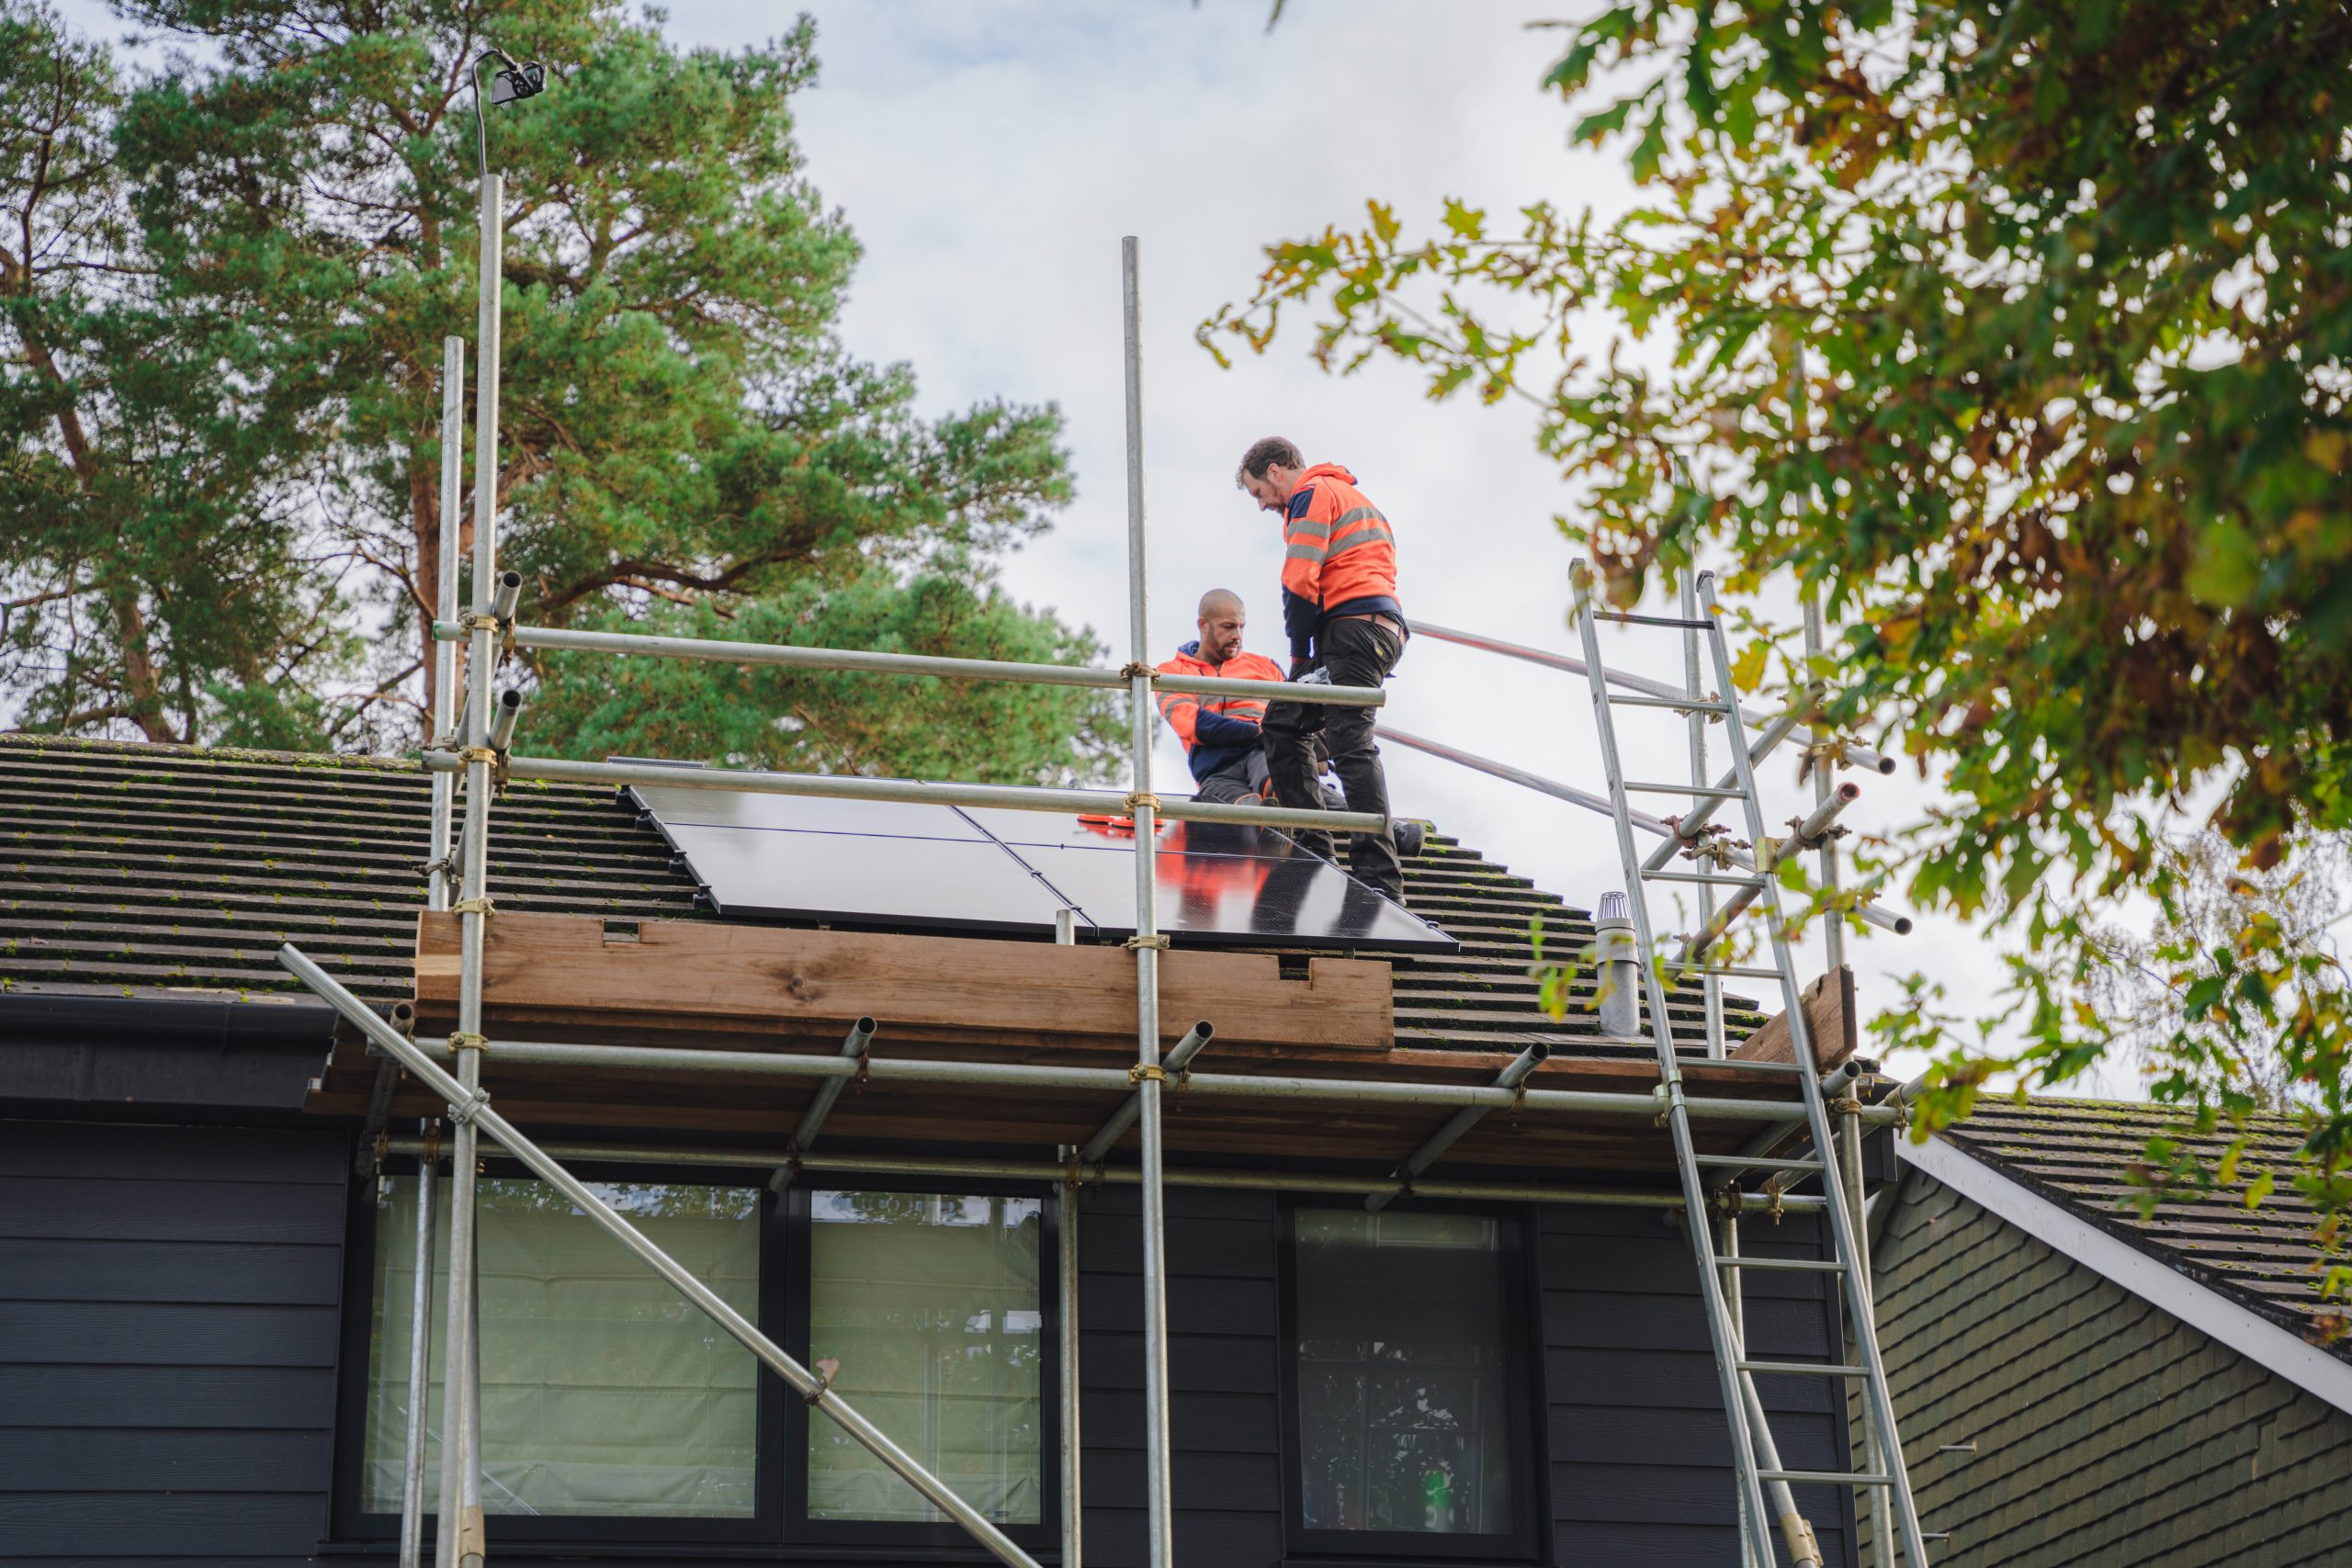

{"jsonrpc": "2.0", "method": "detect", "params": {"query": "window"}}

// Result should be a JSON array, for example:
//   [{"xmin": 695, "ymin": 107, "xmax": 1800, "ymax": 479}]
[
  {"xmin": 338, "ymin": 1168, "xmax": 1057, "ymax": 1551},
  {"xmin": 347, "ymin": 1170, "xmax": 775, "ymax": 1542},
  {"xmin": 786, "ymin": 1187, "xmax": 1055, "ymax": 1548},
  {"xmin": 1281, "ymin": 1206, "xmax": 1542, "ymax": 1559}
]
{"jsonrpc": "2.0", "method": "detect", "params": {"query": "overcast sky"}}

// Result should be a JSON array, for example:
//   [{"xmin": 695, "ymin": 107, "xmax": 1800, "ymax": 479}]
[{"xmin": 52, "ymin": 0, "xmax": 2140, "ymax": 1092}]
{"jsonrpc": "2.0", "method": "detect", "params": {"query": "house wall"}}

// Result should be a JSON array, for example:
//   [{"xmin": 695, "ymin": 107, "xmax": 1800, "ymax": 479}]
[
  {"xmin": 1866, "ymin": 1169, "xmax": 2352, "ymax": 1566},
  {"xmin": 0, "ymin": 1117, "xmax": 1856, "ymax": 1568},
  {"xmin": 0, "ymin": 1119, "xmax": 347, "ymax": 1562}
]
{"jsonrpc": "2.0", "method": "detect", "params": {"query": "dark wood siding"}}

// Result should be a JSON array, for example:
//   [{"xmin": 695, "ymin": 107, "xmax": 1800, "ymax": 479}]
[
  {"xmin": 1545, "ymin": 1205, "xmax": 1857, "ymax": 1567},
  {"xmin": 1868, "ymin": 1169, "xmax": 2352, "ymax": 1566},
  {"xmin": 0, "ymin": 1120, "xmax": 346, "ymax": 1562}
]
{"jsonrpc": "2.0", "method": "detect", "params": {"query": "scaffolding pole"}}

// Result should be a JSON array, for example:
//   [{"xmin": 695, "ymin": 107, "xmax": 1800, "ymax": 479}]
[
  {"xmin": 436, "ymin": 169, "xmax": 501, "ymax": 1568},
  {"xmin": 283, "ymin": 945, "xmax": 1048, "ymax": 1568},
  {"xmin": 1121, "ymin": 233, "xmax": 1176, "ymax": 1568},
  {"xmin": 387, "ymin": 1032, "xmax": 1904, "ymax": 1123},
  {"xmin": 1057, "ymin": 1145, "xmax": 1083, "ymax": 1568},
  {"xmin": 397, "ymin": 1140, "xmax": 437, "ymax": 1568},
  {"xmin": 381, "ymin": 1137, "xmax": 1842, "ymax": 1213}
]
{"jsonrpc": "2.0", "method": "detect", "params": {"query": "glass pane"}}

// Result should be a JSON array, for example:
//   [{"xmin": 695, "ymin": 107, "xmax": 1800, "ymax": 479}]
[
  {"xmin": 1292, "ymin": 1209, "xmax": 1516, "ymax": 1536},
  {"xmin": 362, "ymin": 1176, "xmax": 761, "ymax": 1518},
  {"xmin": 807, "ymin": 1190, "xmax": 1043, "ymax": 1526}
]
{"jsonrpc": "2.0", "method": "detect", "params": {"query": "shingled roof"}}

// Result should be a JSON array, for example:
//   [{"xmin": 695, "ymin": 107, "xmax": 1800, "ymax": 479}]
[
  {"xmin": 0, "ymin": 734, "xmax": 1767, "ymax": 1056},
  {"xmin": 1935, "ymin": 1099, "xmax": 2349, "ymax": 1359}
]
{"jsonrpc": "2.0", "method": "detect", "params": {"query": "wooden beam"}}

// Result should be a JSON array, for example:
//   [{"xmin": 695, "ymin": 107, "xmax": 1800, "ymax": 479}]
[
  {"xmin": 1730, "ymin": 965, "xmax": 1857, "ymax": 1071},
  {"xmin": 414, "ymin": 911, "xmax": 1392, "ymax": 1052}
]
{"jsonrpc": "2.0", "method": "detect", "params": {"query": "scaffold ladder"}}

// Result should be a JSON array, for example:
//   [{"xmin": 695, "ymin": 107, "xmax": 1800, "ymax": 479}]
[{"xmin": 1571, "ymin": 563, "xmax": 1930, "ymax": 1568}]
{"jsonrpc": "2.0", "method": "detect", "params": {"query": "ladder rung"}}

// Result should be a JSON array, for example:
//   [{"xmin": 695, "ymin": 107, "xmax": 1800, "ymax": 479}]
[
  {"xmin": 1714, "ymin": 1255, "xmax": 1849, "ymax": 1272},
  {"xmin": 1607, "ymin": 693, "xmax": 1731, "ymax": 714},
  {"xmin": 1643, "ymin": 870, "xmax": 1768, "ymax": 887},
  {"xmin": 1760, "ymin": 1469, "xmax": 1893, "ymax": 1487},
  {"xmin": 1595, "ymin": 611, "xmax": 1713, "ymax": 629},
  {"xmin": 1622, "ymin": 780, "xmax": 1747, "ymax": 798},
  {"xmin": 1692, "ymin": 1153, "xmax": 1823, "ymax": 1172},
  {"xmin": 1738, "ymin": 1360, "xmax": 1871, "ymax": 1378}
]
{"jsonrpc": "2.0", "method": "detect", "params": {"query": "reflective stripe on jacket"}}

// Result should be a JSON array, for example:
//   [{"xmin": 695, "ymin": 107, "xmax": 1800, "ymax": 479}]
[
  {"xmin": 1155, "ymin": 643, "xmax": 1284, "ymax": 784},
  {"xmin": 1279, "ymin": 463, "xmax": 1402, "ymax": 658}
]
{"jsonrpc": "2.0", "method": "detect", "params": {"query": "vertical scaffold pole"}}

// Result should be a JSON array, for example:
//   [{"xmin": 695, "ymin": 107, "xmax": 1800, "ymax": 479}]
[
  {"xmin": 1058, "ymin": 1147, "xmax": 1083, "ymax": 1566},
  {"xmin": 1803, "ymin": 593, "xmax": 1847, "ymax": 973},
  {"xmin": 1120, "ymin": 234, "xmax": 1174, "ymax": 1568},
  {"xmin": 403, "ymin": 334, "xmax": 464, "ymax": 1568},
  {"xmin": 1680, "ymin": 569, "xmax": 1725, "ymax": 1059},
  {"xmin": 436, "ymin": 169, "xmax": 503, "ymax": 1568},
  {"xmin": 397, "ymin": 1149, "xmax": 438, "ymax": 1568}
]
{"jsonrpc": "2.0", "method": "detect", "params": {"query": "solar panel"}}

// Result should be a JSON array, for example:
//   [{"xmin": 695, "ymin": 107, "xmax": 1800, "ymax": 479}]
[
  {"xmin": 627, "ymin": 781, "xmax": 1457, "ymax": 953},
  {"xmin": 656, "ymin": 822, "xmax": 1085, "ymax": 934}
]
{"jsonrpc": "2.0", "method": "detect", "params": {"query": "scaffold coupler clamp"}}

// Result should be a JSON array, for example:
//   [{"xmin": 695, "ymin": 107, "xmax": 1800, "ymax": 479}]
[
  {"xmin": 1798, "ymin": 734, "xmax": 1846, "ymax": 783},
  {"xmin": 451, "ymin": 895, "xmax": 497, "ymax": 919},
  {"xmin": 804, "ymin": 1356, "xmax": 840, "ymax": 1407},
  {"xmin": 1128, "ymin": 1062, "xmax": 1169, "ymax": 1086},
  {"xmin": 1119, "ymin": 661, "xmax": 1155, "ymax": 682},
  {"xmin": 458, "ymin": 608, "xmax": 514, "ymax": 659},
  {"xmin": 1786, "ymin": 812, "xmax": 1850, "ymax": 852},
  {"xmin": 446, "ymin": 1085, "xmax": 492, "ymax": 1127},
  {"xmin": 1650, "ymin": 1074, "xmax": 1681, "ymax": 1128},
  {"xmin": 1125, "ymin": 932, "xmax": 1170, "ymax": 951}
]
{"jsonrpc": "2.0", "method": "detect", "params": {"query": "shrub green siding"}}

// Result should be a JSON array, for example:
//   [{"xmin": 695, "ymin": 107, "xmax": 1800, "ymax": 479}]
[{"xmin": 1858, "ymin": 1171, "xmax": 2352, "ymax": 1567}]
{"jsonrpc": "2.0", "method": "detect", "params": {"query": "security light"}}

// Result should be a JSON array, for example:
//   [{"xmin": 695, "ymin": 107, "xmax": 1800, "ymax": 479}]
[{"xmin": 487, "ymin": 59, "xmax": 545, "ymax": 106}]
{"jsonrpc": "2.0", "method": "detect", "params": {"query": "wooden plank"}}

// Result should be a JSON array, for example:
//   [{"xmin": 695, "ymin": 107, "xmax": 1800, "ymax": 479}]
[
  {"xmin": 416, "ymin": 909, "xmax": 1392, "ymax": 1051},
  {"xmin": 1732, "ymin": 964, "xmax": 1857, "ymax": 1070}
]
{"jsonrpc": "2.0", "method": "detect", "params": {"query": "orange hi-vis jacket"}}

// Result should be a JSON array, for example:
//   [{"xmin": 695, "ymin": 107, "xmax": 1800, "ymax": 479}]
[
  {"xmin": 1155, "ymin": 643, "xmax": 1285, "ymax": 784},
  {"xmin": 1279, "ymin": 463, "xmax": 1402, "ymax": 660}
]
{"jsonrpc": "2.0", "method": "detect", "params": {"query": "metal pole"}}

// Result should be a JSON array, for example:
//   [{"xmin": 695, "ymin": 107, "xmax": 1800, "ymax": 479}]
[
  {"xmin": 1057, "ymin": 1147, "xmax": 1083, "ymax": 1568},
  {"xmin": 390, "ymin": 1032, "xmax": 1903, "ymax": 1124},
  {"xmin": 1681, "ymin": 570, "xmax": 1726, "ymax": 1059},
  {"xmin": 279, "ymin": 944, "xmax": 1049, "ymax": 1568},
  {"xmin": 428, "ymin": 337, "xmax": 464, "ymax": 912},
  {"xmin": 1412, "ymin": 618, "xmax": 1892, "ymax": 775},
  {"xmin": 1843, "ymin": 1105, "xmax": 1893, "ymax": 1568},
  {"xmin": 398, "ymin": 1145, "xmax": 437, "ymax": 1568},
  {"xmin": 1078, "ymin": 1022, "xmax": 1211, "ymax": 1166},
  {"xmin": 1381, "ymin": 726, "xmax": 1912, "ymax": 939},
  {"xmin": 386, "ymin": 1135, "xmax": 1843, "ymax": 1213},
  {"xmin": 1804, "ymin": 593, "xmax": 1849, "ymax": 973},
  {"xmin": 1121, "ymin": 233, "xmax": 1175, "ymax": 1568},
  {"xmin": 429, "ymin": 620, "xmax": 1385, "ymax": 708},
  {"xmin": 1366, "ymin": 1042, "xmax": 1549, "ymax": 1211},
  {"xmin": 769, "ymin": 1016, "xmax": 876, "ymax": 1194},
  {"xmin": 437, "ymin": 167, "xmax": 503, "ymax": 1568},
  {"xmin": 418, "ymin": 750, "xmax": 1389, "ymax": 837}
]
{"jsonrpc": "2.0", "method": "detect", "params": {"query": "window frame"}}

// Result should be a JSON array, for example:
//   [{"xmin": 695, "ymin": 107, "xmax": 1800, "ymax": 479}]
[
  {"xmin": 331, "ymin": 1151, "xmax": 789, "ymax": 1548},
  {"xmin": 779, "ymin": 1176, "xmax": 1063, "ymax": 1555},
  {"xmin": 1274, "ymin": 1198, "xmax": 1549, "ymax": 1563}
]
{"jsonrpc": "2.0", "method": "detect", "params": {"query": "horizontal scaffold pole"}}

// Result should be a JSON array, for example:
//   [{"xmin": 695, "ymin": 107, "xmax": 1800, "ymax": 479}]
[
  {"xmin": 381, "ymin": 1138, "xmax": 1836, "ymax": 1213},
  {"xmin": 1382, "ymin": 724, "xmax": 1912, "ymax": 939},
  {"xmin": 420, "ymin": 750, "xmax": 1390, "ymax": 835},
  {"xmin": 389, "ymin": 1032, "xmax": 1904, "ymax": 1125},
  {"xmin": 431, "ymin": 620, "xmax": 1383, "ymax": 707},
  {"xmin": 1413, "ymin": 619, "xmax": 1893, "ymax": 774},
  {"xmin": 279, "ymin": 944, "xmax": 1047, "ymax": 1568}
]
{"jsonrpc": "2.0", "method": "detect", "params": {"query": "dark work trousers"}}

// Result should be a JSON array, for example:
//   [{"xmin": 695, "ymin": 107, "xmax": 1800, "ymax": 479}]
[
  {"xmin": 1195, "ymin": 750, "xmax": 1346, "ymax": 811},
  {"xmin": 1262, "ymin": 617, "xmax": 1405, "ymax": 897}
]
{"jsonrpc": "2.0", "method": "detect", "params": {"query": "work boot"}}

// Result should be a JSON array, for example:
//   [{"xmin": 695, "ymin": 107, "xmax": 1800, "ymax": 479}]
[
  {"xmin": 1394, "ymin": 818, "xmax": 1426, "ymax": 860},
  {"xmin": 1287, "ymin": 829, "xmax": 1337, "ymax": 863}
]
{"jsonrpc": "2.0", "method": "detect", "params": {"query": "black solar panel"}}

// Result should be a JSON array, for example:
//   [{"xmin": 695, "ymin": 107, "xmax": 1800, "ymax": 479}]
[{"xmin": 625, "ymin": 782, "xmax": 1458, "ymax": 953}]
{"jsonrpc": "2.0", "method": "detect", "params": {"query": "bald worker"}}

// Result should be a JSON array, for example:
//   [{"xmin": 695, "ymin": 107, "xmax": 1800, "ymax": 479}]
[
  {"xmin": 1155, "ymin": 590, "xmax": 1424, "ymax": 859},
  {"xmin": 1155, "ymin": 589, "xmax": 1286, "ymax": 805}
]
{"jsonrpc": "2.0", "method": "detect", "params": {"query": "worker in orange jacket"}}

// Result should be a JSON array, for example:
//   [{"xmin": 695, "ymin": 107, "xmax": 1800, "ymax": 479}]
[
  {"xmin": 1154, "ymin": 589, "xmax": 1287, "ymax": 805},
  {"xmin": 1236, "ymin": 436, "xmax": 1408, "ymax": 898},
  {"xmin": 1153, "ymin": 589, "xmax": 1423, "ymax": 866}
]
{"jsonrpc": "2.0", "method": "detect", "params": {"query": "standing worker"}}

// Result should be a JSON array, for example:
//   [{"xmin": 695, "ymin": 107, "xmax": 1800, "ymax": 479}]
[{"xmin": 1234, "ymin": 436, "xmax": 1408, "ymax": 900}]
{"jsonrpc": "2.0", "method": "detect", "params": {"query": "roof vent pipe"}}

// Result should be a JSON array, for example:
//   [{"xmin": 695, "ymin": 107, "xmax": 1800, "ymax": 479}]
[{"xmin": 1594, "ymin": 892, "xmax": 1641, "ymax": 1039}]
